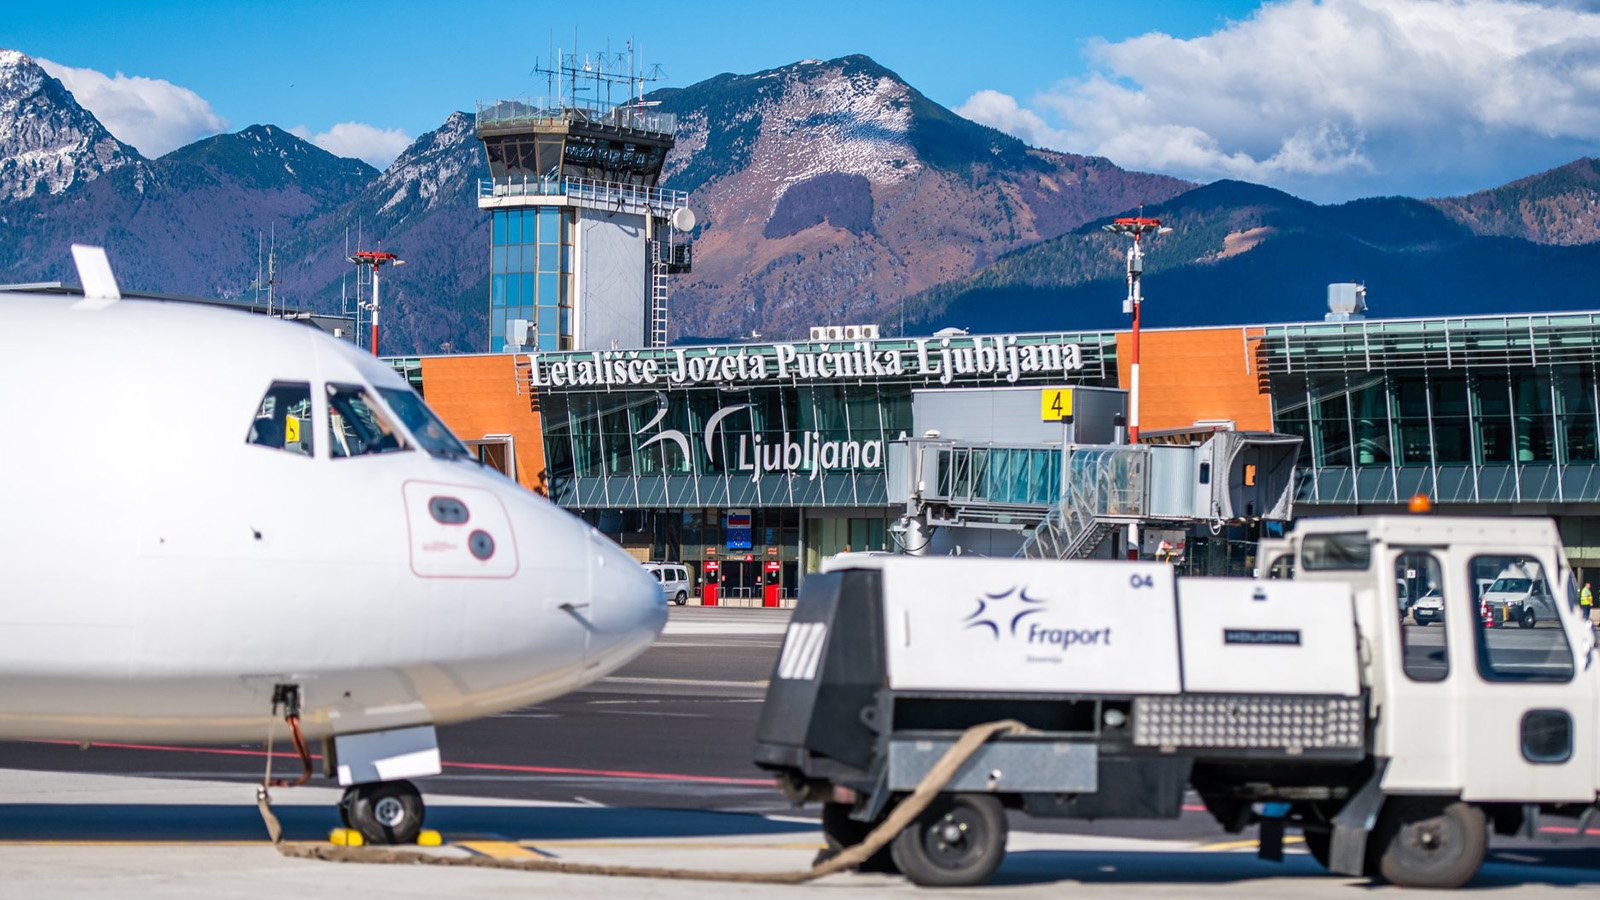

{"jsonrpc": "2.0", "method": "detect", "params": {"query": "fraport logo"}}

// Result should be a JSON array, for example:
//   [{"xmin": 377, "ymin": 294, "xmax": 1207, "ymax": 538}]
[{"xmin": 962, "ymin": 586, "xmax": 1113, "ymax": 650}]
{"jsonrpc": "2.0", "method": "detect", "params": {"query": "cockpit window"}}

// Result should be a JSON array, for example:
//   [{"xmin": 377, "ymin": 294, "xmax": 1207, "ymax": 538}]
[
  {"xmin": 327, "ymin": 383, "xmax": 406, "ymax": 458},
  {"xmin": 247, "ymin": 382, "xmax": 313, "ymax": 457},
  {"xmin": 377, "ymin": 387, "xmax": 471, "ymax": 459}
]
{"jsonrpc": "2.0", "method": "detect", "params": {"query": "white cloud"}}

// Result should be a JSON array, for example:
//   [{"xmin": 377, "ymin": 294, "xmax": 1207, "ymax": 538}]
[
  {"xmin": 959, "ymin": 0, "xmax": 1600, "ymax": 201},
  {"xmin": 38, "ymin": 59, "xmax": 227, "ymax": 158},
  {"xmin": 290, "ymin": 122, "xmax": 412, "ymax": 169}
]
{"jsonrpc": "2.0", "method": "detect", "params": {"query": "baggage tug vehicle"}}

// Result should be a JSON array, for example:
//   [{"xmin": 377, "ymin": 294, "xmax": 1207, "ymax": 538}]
[{"xmin": 755, "ymin": 516, "xmax": 1599, "ymax": 888}]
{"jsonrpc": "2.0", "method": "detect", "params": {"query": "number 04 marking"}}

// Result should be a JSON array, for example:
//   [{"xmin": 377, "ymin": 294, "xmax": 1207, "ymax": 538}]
[{"xmin": 1129, "ymin": 574, "xmax": 1155, "ymax": 589}]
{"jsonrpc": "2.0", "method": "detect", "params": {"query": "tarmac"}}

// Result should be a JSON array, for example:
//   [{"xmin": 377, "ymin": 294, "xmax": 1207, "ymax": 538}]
[
  {"xmin": 3, "ymin": 767, "xmax": 1598, "ymax": 898},
  {"xmin": 3, "ymin": 609, "xmax": 1598, "ymax": 897}
]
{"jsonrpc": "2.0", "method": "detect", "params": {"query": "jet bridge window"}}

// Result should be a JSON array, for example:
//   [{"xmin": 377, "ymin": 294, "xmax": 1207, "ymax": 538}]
[
  {"xmin": 246, "ymin": 381, "xmax": 313, "ymax": 457},
  {"xmin": 1396, "ymin": 551, "xmax": 1448, "ymax": 682},
  {"xmin": 327, "ymin": 384, "xmax": 406, "ymax": 458},
  {"xmin": 1469, "ymin": 555, "xmax": 1574, "ymax": 683}
]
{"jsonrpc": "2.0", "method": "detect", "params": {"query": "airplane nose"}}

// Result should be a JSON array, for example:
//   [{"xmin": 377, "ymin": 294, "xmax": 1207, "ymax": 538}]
[{"xmin": 584, "ymin": 530, "xmax": 667, "ymax": 676}]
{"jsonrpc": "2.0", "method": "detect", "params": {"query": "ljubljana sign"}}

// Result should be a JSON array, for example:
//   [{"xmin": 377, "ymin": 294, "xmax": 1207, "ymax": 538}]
[{"xmin": 526, "ymin": 335, "xmax": 1085, "ymax": 389}]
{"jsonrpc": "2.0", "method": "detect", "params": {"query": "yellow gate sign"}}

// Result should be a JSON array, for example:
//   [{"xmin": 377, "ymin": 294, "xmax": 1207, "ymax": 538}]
[
  {"xmin": 1041, "ymin": 389, "xmax": 1073, "ymax": 421},
  {"xmin": 284, "ymin": 415, "xmax": 300, "ymax": 445}
]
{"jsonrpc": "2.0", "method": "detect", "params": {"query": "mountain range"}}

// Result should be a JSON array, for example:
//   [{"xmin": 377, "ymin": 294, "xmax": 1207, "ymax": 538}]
[{"xmin": 1, "ymin": 47, "xmax": 1598, "ymax": 354}]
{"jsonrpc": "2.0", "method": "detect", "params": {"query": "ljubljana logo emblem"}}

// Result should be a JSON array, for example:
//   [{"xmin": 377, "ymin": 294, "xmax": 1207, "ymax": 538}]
[{"xmin": 962, "ymin": 586, "xmax": 1050, "ymax": 639}]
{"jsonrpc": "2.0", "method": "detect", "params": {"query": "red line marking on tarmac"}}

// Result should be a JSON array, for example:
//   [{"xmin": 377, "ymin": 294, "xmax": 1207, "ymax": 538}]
[{"xmin": 31, "ymin": 740, "xmax": 772, "ymax": 787}]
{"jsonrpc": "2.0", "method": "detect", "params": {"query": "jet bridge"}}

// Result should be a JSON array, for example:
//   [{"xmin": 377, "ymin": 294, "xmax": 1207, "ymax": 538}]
[{"xmin": 888, "ymin": 431, "xmax": 1301, "ymax": 560}]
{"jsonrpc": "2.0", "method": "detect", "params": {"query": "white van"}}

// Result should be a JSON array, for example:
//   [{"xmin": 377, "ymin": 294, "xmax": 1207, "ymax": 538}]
[
  {"xmin": 643, "ymin": 562, "xmax": 692, "ymax": 606},
  {"xmin": 1482, "ymin": 561, "xmax": 1560, "ymax": 627}
]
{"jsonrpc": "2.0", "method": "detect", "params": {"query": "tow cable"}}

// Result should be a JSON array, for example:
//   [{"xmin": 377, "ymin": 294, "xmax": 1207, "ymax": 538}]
[{"xmin": 255, "ymin": 719, "xmax": 1030, "ymax": 884}]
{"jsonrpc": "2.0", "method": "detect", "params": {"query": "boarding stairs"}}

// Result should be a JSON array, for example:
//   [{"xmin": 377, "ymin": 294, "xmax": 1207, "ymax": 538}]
[{"xmin": 1016, "ymin": 482, "xmax": 1119, "ymax": 560}]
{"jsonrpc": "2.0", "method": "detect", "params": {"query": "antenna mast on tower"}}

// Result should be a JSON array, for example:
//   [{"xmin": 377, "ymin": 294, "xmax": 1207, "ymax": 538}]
[{"xmin": 1102, "ymin": 211, "xmax": 1171, "ymax": 444}]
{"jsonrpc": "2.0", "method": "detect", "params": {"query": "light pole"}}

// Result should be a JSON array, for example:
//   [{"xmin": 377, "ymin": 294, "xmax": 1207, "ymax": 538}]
[
  {"xmin": 347, "ymin": 250, "xmax": 404, "ymax": 356},
  {"xmin": 1101, "ymin": 216, "xmax": 1170, "ymax": 443}
]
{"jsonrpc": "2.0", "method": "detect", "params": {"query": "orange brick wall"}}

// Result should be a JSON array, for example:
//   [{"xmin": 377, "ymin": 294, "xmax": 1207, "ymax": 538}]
[
  {"xmin": 1115, "ymin": 327, "xmax": 1273, "ymax": 432},
  {"xmin": 419, "ymin": 355, "xmax": 547, "ymax": 494}
]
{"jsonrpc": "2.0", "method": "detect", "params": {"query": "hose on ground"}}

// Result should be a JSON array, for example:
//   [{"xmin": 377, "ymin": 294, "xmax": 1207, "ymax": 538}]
[{"xmin": 256, "ymin": 718, "xmax": 1031, "ymax": 884}]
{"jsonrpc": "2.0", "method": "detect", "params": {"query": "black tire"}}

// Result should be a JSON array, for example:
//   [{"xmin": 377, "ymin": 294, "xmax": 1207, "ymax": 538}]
[
  {"xmin": 344, "ymin": 779, "xmax": 426, "ymax": 845},
  {"xmin": 816, "ymin": 801, "xmax": 899, "ymax": 874},
  {"xmin": 1519, "ymin": 608, "xmax": 1536, "ymax": 629},
  {"xmin": 337, "ymin": 787, "xmax": 354, "ymax": 828},
  {"xmin": 675, "ymin": 591, "xmax": 688, "ymax": 606},
  {"xmin": 1373, "ymin": 799, "xmax": 1487, "ymax": 889},
  {"xmin": 890, "ymin": 793, "xmax": 1007, "ymax": 887}
]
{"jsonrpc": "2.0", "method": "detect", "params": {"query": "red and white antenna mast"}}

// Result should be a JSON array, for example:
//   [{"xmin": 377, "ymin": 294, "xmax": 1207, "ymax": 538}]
[
  {"xmin": 1101, "ymin": 214, "xmax": 1170, "ymax": 444},
  {"xmin": 347, "ymin": 249, "xmax": 404, "ymax": 356}
]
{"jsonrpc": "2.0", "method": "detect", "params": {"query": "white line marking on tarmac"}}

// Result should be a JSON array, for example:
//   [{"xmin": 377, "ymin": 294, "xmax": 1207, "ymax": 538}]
[
  {"xmin": 599, "ymin": 676, "xmax": 769, "ymax": 688},
  {"xmin": 593, "ymin": 710, "xmax": 711, "ymax": 718}
]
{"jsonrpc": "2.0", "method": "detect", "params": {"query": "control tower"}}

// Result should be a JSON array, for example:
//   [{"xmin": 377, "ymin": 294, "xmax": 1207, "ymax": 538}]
[{"xmin": 476, "ymin": 50, "xmax": 693, "ymax": 352}]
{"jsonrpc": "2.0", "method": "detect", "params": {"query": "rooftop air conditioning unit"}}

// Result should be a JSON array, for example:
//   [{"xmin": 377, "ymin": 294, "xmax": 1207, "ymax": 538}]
[
  {"xmin": 844, "ymin": 325, "xmax": 862, "ymax": 340},
  {"xmin": 859, "ymin": 324, "xmax": 880, "ymax": 340},
  {"xmin": 809, "ymin": 326, "xmax": 828, "ymax": 341},
  {"xmin": 506, "ymin": 318, "xmax": 531, "ymax": 350},
  {"xmin": 824, "ymin": 326, "xmax": 844, "ymax": 341}
]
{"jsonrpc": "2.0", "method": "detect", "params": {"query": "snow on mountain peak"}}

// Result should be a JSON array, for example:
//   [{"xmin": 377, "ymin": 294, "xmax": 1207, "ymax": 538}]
[{"xmin": 0, "ymin": 47, "xmax": 140, "ymax": 200}]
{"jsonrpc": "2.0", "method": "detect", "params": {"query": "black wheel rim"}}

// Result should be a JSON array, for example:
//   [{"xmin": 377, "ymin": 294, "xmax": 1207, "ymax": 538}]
[
  {"xmin": 920, "ymin": 805, "xmax": 987, "ymax": 869},
  {"xmin": 1397, "ymin": 814, "xmax": 1462, "ymax": 869}
]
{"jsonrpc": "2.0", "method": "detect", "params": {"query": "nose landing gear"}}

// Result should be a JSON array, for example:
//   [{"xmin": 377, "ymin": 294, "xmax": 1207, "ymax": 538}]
[
  {"xmin": 339, "ymin": 779, "xmax": 427, "ymax": 845},
  {"xmin": 257, "ymin": 686, "xmax": 441, "ymax": 846}
]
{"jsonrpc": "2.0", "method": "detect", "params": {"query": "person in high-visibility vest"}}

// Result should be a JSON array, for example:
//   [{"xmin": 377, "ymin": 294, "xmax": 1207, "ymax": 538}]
[{"xmin": 1583, "ymin": 581, "xmax": 1595, "ymax": 626}]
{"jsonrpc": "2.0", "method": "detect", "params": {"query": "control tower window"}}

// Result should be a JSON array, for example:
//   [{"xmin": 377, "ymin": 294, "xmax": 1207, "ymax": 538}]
[
  {"xmin": 246, "ymin": 381, "xmax": 313, "ymax": 457},
  {"xmin": 327, "ymin": 383, "xmax": 406, "ymax": 458}
]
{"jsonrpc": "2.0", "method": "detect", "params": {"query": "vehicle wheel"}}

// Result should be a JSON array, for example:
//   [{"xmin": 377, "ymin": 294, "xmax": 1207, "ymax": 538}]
[
  {"xmin": 344, "ymin": 779, "xmax": 426, "ymax": 845},
  {"xmin": 1372, "ymin": 799, "xmax": 1487, "ymax": 889},
  {"xmin": 675, "ymin": 591, "xmax": 688, "ymax": 606},
  {"xmin": 337, "ymin": 787, "xmax": 355, "ymax": 828},
  {"xmin": 890, "ymin": 793, "xmax": 1007, "ymax": 887},
  {"xmin": 817, "ymin": 801, "xmax": 899, "ymax": 874},
  {"xmin": 1301, "ymin": 828, "xmax": 1332, "ymax": 870},
  {"xmin": 1519, "ymin": 608, "xmax": 1535, "ymax": 628}
]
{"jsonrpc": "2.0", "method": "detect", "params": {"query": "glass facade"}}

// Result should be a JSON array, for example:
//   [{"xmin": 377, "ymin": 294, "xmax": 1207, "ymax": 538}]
[
  {"xmin": 532, "ymin": 332, "xmax": 1119, "ymax": 510},
  {"xmin": 542, "ymin": 383, "xmax": 912, "ymax": 509},
  {"xmin": 490, "ymin": 206, "xmax": 572, "ymax": 352},
  {"xmin": 1260, "ymin": 314, "xmax": 1600, "ymax": 505}
]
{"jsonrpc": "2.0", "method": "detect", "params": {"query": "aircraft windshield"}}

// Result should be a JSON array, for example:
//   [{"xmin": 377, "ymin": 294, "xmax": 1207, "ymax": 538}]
[
  {"xmin": 1489, "ymin": 578, "xmax": 1533, "ymax": 594},
  {"xmin": 328, "ymin": 384, "xmax": 406, "ymax": 458},
  {"xmin": 377, "ymin": 387, "xmax": 471, "ymax": 459}
]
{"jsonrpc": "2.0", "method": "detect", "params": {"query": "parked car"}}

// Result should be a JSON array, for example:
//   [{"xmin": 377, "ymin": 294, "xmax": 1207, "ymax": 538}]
[
  {"xmin": 643, "ymin": 562, "xmax": 692, "ymax": 606},
  {"xmin": 1411, "ymin": 590, "xmax": 1443, "ymax": 625}
]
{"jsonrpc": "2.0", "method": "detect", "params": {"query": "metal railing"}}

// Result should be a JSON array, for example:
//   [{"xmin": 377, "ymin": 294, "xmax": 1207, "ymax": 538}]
[
  {"xmin": 479, "ymin": 176, "xmax": 688, "ymax": 212},
  {"xmin": 1018, "ymin": 481, "xmax": 1113, "ymax": 559},
  {"xmin": 476, "ymin": 97, "xmax": 676, "ymax": 136}
]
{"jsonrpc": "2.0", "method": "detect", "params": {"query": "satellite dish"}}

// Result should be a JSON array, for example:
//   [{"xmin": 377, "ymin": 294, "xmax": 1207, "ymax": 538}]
[{"xmin": 670, "ymin": 207, "xmax": 697, "ymax": 233}]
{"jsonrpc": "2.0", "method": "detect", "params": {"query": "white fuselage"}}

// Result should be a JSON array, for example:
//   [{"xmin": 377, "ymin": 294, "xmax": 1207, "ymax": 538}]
[{"xmin": 0, "ymin": 292, "xmax": 664, "ymax": 742}]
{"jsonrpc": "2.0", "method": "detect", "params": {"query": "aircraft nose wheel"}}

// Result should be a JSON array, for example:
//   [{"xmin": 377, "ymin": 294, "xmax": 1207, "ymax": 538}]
[{"xmin": 340, "ymin": 779, "xmax": 426, "ymax": 845}]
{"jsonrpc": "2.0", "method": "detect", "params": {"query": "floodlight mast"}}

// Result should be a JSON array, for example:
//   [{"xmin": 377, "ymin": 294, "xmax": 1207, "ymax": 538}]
[
  {"xmin": 1101, "ymin": 216, "xmax": 1170, "ymax": 443},
  {"xmin": 347, "ymin": 250, "xmax": 404, "ymax": 356}
]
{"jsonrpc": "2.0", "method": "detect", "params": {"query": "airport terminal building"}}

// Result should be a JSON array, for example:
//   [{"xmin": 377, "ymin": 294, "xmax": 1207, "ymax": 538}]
[
  {"xmin": 394, "ymin": 308, "xmax": 1600, "ymax": 602},
  {"xmin": 384, "ymin": 90, "xmax": 1600, "ymax": 603}
]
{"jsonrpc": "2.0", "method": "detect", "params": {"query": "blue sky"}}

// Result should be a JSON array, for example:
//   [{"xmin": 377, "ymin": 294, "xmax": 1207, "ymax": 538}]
[{"xmin": 7, "ymin": 1, "xmax": 1600, "ymax": 202}]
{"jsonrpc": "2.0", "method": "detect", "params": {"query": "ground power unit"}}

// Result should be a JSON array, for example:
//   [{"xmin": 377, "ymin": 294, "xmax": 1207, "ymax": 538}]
[{"xmin": 754, "ymin": 517, "xmax": 1600, "ymax": 888}]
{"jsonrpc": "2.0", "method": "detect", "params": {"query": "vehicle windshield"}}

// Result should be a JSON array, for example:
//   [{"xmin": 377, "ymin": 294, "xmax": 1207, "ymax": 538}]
[
  {"xmin": 377, "ymin": 387, "xmax": 471, "ymax": 459},
  {"xmin": 1488, "ymin": 577, "xmax": 1533, "ymax": 594}
]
